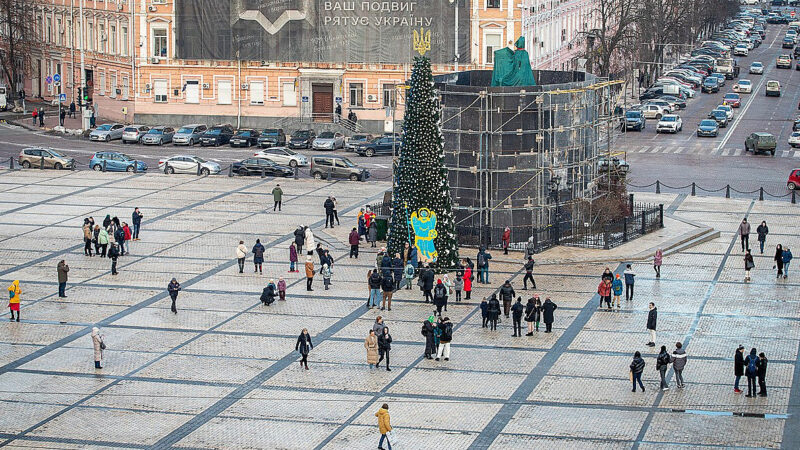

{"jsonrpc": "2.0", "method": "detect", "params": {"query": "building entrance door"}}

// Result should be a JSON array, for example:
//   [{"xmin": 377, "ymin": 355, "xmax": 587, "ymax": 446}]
[{"xmin": 312, "ymin": 83, "xmax": 333, "ymax": 122}]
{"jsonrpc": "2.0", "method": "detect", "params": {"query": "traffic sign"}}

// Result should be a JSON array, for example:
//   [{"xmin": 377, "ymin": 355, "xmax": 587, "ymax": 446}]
[
  {"xmin": 59, "ymin": 93, "xmax": 67, "ymax": 102},
  {"xmin": 301, "ymin": 96, "xmax": 309, "ymax": 103},
  {"xmin": 792, "ymin": 11, "xmax": 796, "ymax": 17},
  {"xmin": 45, "ymin": 76, "xmax": 52, "ymax": 84},
  {"xmin": 53, "ymin": 73, "xmax": 61, "ymax": 83}
]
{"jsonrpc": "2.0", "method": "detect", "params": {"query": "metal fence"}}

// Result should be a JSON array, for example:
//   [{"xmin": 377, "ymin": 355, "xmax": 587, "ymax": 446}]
[{"xmin": 629, "ymin": 180, "xmax": 798, "ymax": 204}]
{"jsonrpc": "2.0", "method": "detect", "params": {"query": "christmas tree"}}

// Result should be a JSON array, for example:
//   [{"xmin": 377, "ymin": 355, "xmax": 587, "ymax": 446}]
[{"xmin": 387, "ymin": 55, "xmax": 459, "ymax": 271}]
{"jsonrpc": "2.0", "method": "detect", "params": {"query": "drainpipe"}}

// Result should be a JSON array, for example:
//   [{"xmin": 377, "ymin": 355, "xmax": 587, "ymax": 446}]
[
  {"xmin": 130, "ymin": 0, "xmax": 135, "ymax": 118},
  {"xmin": 237, "ymin": 52, "xmax": 242, "ymax": 128}
]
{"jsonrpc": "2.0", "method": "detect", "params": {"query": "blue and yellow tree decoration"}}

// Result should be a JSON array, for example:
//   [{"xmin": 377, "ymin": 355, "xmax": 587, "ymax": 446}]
[{"xmin": 387, "ymin": 28, "xmax": 459, "ymax": 270}]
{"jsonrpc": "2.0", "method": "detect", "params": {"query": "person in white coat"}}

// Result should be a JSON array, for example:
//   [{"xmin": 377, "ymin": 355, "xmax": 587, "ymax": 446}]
[
  {"xmin": 91, "ymin": 327, "xmax": 104, "ymax": 369},
  {"xmin": 236, "ymin": 240, "xmax": 247, "ymax": 273},
  {"xmin": 304, "ymin": 227, "xmax": 316, "ymax": 256}
]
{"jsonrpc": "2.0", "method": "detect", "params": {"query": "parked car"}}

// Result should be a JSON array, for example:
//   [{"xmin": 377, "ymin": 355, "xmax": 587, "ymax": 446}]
[
  {"xmin": 656, "ymin": 114, "xmax": 683, "ymax": 133},
  {"xmin": 624, "ymin": 111, "xmax": 646, "ymax": 131},
  {"xmin": 253, "ymin": 147, "xmax": 309, "ymax": 167},
  {"xmin": 658, "ymin": 95, "xmax": 686, "ymax": 109},
  {"xmin": 788, "ymin": 131, "xmax": 800, "ymax": 148},
  {"xmin": 90, "ymin": 152, "xmax": 147, "ymax": 172},
  {"xmin": 345, "ymin": 134, "xmax": 375, "ymax": 151},
  {"xmin": 89, "ymin": 123, "xmax": 125, "ymax": 142},
  {"xmin": 766, "ymin": 80, "xmax": 781, "ymax": 96},
  {"xmin": 723, "ymin": 93, "xmax": 741, "ymax": 107},
  {"xmin": 121, "ymin": 125, "xmax": 150, "ymax": 144},
  {"xmin": 158, "ymin": 155, "xmax": 221, "ymax": 175},
  {"xmin": 141, "ymin": 126, "xmax": 175, "ymax": 145},
  {"xmin": 709, "ymin": 73, "xmax": 726, "ymax": 86},
  {"xmin": 708, "ymin": 109, "xmax": 729, "ymax": 127},
  {"xmin": 715, "ymin": 104, "xmax": 734, "ymax": 120},
  {"xmin": 788, "ymin": 168, "xmax": 800, "ymax": 190},
  {"xmin": 356, "ymin": 136, "xmax": 401, "ymax": 157},
  {"xmin": 312, "ymin": 131, "xmax": 345, "ymax": 150},
  {"xmin": 696, "ymin": 119, "xmax": 720, "ymax": 137},
  {"xmin": 792, "ymin": 117, "xmax": 800, "ymax": 131},
  {"xmin": 783, "ymin": 37, "xmax": 795, "ymax": 48},
  {"xmin": 199, "ymin": 125, "xmax": 235, "ymax": 147},
  {"xmin": 172, "ymin": 124, "xmax": 208, "ymax": 146},
  {"xmin": 640, "ymin": 104, "xmax": 668, "ymax": 119},
  {"xmin": 18, "ymin": 147, "xmax": 75, "ymax": 169},
  {"xmin": 777, "ymin": 54, "xmax": 792, "ymax": 68},
  {"xmin": 749, "ymin": 61, "xmax": 764, "ymax": 74},
  {"xmin": 702, "ymin": 77, "xmax": 720, "ymax": 93},
  {"xmin": 288, "ymin": 129, "xmax": 316, "ymax": 149},
  {"xmin": 230, "ymin": 129, "xmax": 260, "ymax": 147},
  {"xmin": 231, "ymin": 158, "xmax": 294, "ymax": 177},
  {"xmin": 257, "ymin": 128, "xmax": 286, "ymax": 148},
  {"xmin": 733, "ymin": 79, "xmax": 752, "ymax": 93},
  {"xmin": 744, "ymin": 132, "xmax": 776, "ymax": 155},
  {"xmin": 310, "ymin": 156, "xmax": 370, "ymax": 181}
]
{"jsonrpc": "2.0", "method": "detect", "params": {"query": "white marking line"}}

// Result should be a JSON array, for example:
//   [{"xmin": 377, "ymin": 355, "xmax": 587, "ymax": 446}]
[
  {"xmin": 674, "ymin": 147, "xmax": 685, "ymax": 154},
  {"xmin": 783, "ymin": 150, "xmax": 791, "ymax": 158},
  {"xmin": 794, "ymin": 151, "xmax": 800, "ymax": 157},
  {"xmin": 716, "ymin": 73, "xmax": 769, "ymax": 152},
  {"xmin": 721, "ymin": 149, "xmax": 731, "ymax": 156},
  {"xmin": 733, "ymin": 149, "xmax": 743, "ymax": 156}
]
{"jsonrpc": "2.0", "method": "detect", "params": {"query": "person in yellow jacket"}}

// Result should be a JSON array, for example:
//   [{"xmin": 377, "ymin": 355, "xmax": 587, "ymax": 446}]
[
  {"xmin": 375, "ymin": 403, "xmax": 392, "ymax": 450},
  {"xmin": 8, "ymin": 280, "xmax": 21, "ymax": 322}
]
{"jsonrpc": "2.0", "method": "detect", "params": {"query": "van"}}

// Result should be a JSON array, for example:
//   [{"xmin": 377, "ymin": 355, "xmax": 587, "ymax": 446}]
[
  {"xmin": 310, "ymin": 156, "xmax": 370, "ymax": 181},
  {"xmin": 0, "ymin": 86, "xmax": 7, "ymax": 111},
  {"xmin": 744, "ymin": 132, "xmax": 776, "ymax": 155},
  {"xmin": 766, "ymin": 80, "xmax": 781, "ymax": 97}
]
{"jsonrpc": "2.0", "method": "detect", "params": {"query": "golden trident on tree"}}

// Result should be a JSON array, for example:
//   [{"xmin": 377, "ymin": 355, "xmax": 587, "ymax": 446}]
[{"xmin": 413, "ymin": 27, "xmax": 431, "ymax": 56}]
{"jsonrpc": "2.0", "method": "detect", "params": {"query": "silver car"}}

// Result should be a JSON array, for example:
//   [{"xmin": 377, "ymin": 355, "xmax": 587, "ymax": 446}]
[
  {"xmin": 253, "ymin": 147, "xmax": 309, "ymax": 167},
  {"xmin": 89, "ymin": 123, "xmax": 125, "ymax": 142},
  {"xmin": 121, "ymin": 125, "xmax": 150, "ymax": 144},
  {"xmin": 158, "ymin": 155, "xmax": 221, "ymax": 175},
  {"xmin": 172, "ymin": 124, "xmax": 208, "ymax": 146},
  {"xmin": 141, "ymin": 126, "xmax": 176, "ymax": 145},
  {"xmin": 312, "ymin": 131, "xmax": 345, "ymax": 150}
]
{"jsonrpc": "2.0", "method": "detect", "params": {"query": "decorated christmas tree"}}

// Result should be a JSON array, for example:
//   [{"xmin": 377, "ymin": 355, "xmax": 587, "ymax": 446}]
[{"xmin": 387, "ymin": 38, "xmax": 459, "ymax": 271}]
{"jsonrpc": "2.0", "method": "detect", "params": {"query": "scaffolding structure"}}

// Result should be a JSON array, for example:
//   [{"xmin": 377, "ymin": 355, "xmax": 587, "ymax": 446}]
[{"xmin": 434, "ymin": 69, "xmax": 626, "ymax": 248}]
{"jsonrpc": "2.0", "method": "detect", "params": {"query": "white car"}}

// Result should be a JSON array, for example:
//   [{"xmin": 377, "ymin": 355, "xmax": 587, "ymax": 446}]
[
  {"xmin": 312, "ymin": 131, "xmax": 345, "ymax": 150},
  {"xmin": 89, "ymin": 123, "xmax": 125, "ymax": 142},
  {"xmin": 640, "ymin": 104, "xmax": 669, "ymax": 119},
  {"xmin": 733, "ymin": 79, "xmax": 752, "ymax": 94},
  {"xmin": 656, "ymin": 114, "xmax": 683, "ymax": 133},
  {"xmin": 750, "ymin": 62, "xmax": 764, "ymax": 74},
  {"xmin": 158, "ymin": 155, "xmax": 221, "ymax": 175},
  {"xmin": 789, "ymin": 132, "xmax": 800, "ymax": 148},
  {"xmin": 253, "ymin": 147, "xmax": 309, "ymax": 167},
  {"xmin": 734, "ymin": 44, "xmax": 749, "ymax": 56},
  {"xmin": 716, "ymin": 104, "xmax": 734, "ymax": 120}
]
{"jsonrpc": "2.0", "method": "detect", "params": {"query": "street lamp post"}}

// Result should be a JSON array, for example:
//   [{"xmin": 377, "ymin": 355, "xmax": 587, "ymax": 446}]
[
  {"xmin": 449, "ymin": 0, "xmax": 459, "ymax": 70},
  {"xmin": 550, "ymin": 175, "xmax": 561, "ymax": 245}
]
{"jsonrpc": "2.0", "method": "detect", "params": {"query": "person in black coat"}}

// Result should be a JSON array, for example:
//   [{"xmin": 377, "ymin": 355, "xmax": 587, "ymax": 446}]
[
  {"xmin": 421, "ymin": 265, "xmax": 434, "ymax": 303},
  {"xmin": 377, "ymin": 326, "xmax": 392, "ymax": 371},
  {"xmin": 744, "ymin": 348, "xmax": 760, "ymax": 397},
  {"xmin": 511, "ymin": 297, "xmax": 524, "ymax": 337},
  {"xmin": 261, "ymin": 281, "xmax": 276, "ymax": 306},
  {"xmin": 524, "ymin": 296, "xmax": 538, "ymax": 335},
  {"xmin": 381, "ymin": 254, "xmax": 393, "ymax": 277},
  {"xmin": 392, "ymin": 254, "xmax": 404, "ymax": 289},
  {"xmin": 646, "ymin": 302, "xmax": 657, "ymax": 346},
  {"xmin": 294, "ymin": 226, "xmax": 305, "ymax": 255},
  {"xmin": 422, "ymin": 318, "xmax": 436, "ymax": 359},
  {"xmin": 487, "ymin": 294, "xmax": 501, "ymax": 331},
  {"xmin": 542, "ymin": 297, "xmax": 557, "ymax": 332},
  {"xmin": 167, "ymin": 278, "xmax": 181, "ymax": 314},
  {"xmin": 381, "ymin": 273, "xmax": 395, "ymax": 311},
  {"xmin": 433, "ymin": 280, "xmax": 448, "ymax": 316},
  {"xmin": 499, "ymin": 280, "xmax": 516, "ymax": 318},
  {"xmin": 734, "ymin": 345, "xmax": 745, "ymax": 393},
  {"xmin": 324, "ymin": 197, "xmax": 335, "ymax": 228},
  {"xmin": 252, "ymin": 239, "xmax": 265, "ymax": 274},
  {"xmin": 757, "ymin": 352, "xmax": 768, "ymax": 397},
  {"xmin": 480, "ymin": 298, "xmax": 489, "ymax": 328},
  {"xmin": 295, "ymin": 329, "xmax": 313, "ymax": 370}
]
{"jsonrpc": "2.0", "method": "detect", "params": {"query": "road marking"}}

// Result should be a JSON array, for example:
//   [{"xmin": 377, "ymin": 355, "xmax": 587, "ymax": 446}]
[
  {"xmin": 716, "ymin": 73, "xmax": 769, "ymax": 152},
  {"xmin": 674, "ymin": 147, "xmax": 685, "ymax": 154},
  {"xmin": 733, "ymin": 149, "xmax": 742, "ymax": 156},
  {"xmin": 783, "ymin": 150, "xmax": 791, "ymax": 158},
  {"xmin": 794, "ymin": 151, "xmax": 800, "ymax": 157},
  {"xmin": 721, "ymin": 149, "xmax": 730, "ymax": 156}
]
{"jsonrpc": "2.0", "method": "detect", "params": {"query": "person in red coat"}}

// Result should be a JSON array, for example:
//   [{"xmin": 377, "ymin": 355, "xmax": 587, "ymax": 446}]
[
  {"xmin": 463, "ymin": 262, "xmax": 473, "ymax": 300},
  {"xmin": 349, "ymin": 227, "xmax": 360, "ymax": 258},
  {"xmin": 502, "ymin": 227, "xmax": 511, "ymax": 254}
]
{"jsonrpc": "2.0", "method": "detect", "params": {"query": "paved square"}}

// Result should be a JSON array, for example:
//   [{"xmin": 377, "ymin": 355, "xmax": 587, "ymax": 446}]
[{"xmin": 0, "ymin": 171, "xmax": 798, "ymax": 448}]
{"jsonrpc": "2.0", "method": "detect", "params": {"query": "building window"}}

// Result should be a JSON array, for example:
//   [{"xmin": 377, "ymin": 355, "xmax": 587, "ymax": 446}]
[
  {"xmin": 154, "ymin": 79, "xmax": 168, "ymax": 102},
  {"xmin": 485, "ymin": 33, "xmax": 502, "ymax": 64},
  {"xmin": 487, "ymin": 0, "xmax": 500, "ymax": 7},
  {"xmin": 56, "ymin": 18, "xmax": 62, "ymax": 45},
  {"xmin": 153, "ymin": 28, "xmax": 167, "ymax": 58},
  {"xmin": 185, "ymin": 80, "xmax": 199, "ymax": 103},
  {"xmin": 99, "ymin": 71, "xmax": 105, "ymax": 95},
  {"xmin": 99, "ymin": 23, "xmax": 106, "ymax": 53},
  {"xmin": 87, "ymin": 22, "xmax": 93, "ymax": 51},
  {"xmin": 217, "ymin": 80, "xmax": 232, "ymax": 104},
  {"xmin": 282, "ymin": 82, "xmax": 297, "ymax": 106},
  {"xmin": 250, "ymin": 80, "xmax": 264, "ymax": 105},
  {"xmin": 110, "ymin": 25, "xmax": 117, "ymax": 54},
  {"xmin": 121, "ymin": 26, "xmax": 128, "ymax": 56},
  {"xmin": 66, "ymin": 19, "xmax": 72, "ymax": 47},
  {"xmin": 349, "ymin": 82, "xmax": 363, "ymax": 107},
  {"xmin": 46, "ymin": 17, "xmax": 52, "ymax": 43},
  {"xmin": 122, "ymin": 76, "xmax": 129, "ymax": 100},
  {"xmin": 110, "ymin": 74, "xmax": 117, "ymax": 98},
  {"xmin": 382, "ymin": 83, "xmax": 396, "ymax": 108}
]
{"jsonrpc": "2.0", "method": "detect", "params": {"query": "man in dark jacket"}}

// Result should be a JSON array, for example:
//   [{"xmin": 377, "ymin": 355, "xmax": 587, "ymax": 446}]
[
  {"xmin": 108, "ymin": 243, "xmax": 120, "ymax": 275},
  {"xmin": 57, "ymin": 260, "xmax": 69, "ymax": 298},
  {"xmin": 368, "ymin": 270, "xmax": 383, "ymax": 309},
  {"xmin": 542, "ymin": 297, "xmax": 557, "ymax": 332},
  {"xmin": 744, "ymin": 348, "xmax": 760, "ymax": 397},
  {"xmin": 734, "ymin": 345, "xmax": 745, "ymax": 393},
  {"xmin": 168, "ymin": 278, "xmax": 181, "ymax": 313},
  {"xmin": 522, "ymin": 256, "xmax": 536, "ymax": 289},
  {"xmin": 487, "ymin": 294, "xmax": 501, "ymax": 330},
  {"xmin": 499, "ymin": 280, "xmax": 516, "ymax": 318},
  {"xmin": 646, "ymin": 302, "xmax": 657, "ymax": 346},
  {"xmin": 381, "ymin": 253, "xmax": 393, "ymax": 277},
  {"xmin": 294, "ymin": 226, "xmax": 305, "ymax": 255},
  {"xmin": 349, "ymin": 228, "xmax": 360, "ymax": 258},
  {"xmin": 392, "ymin": 253, "xmax": 404, "ymax": 290},
  {"xmin": 630, "ymin": 351, "xmax": 646, "ymax": 392},
  {"xmin": 381, "ymin": 273, "xmax": 395, "ymax": 311},
  {"xmin": 511, "ymin": 297, "xmax": 524, "ymax": 337},
  {"xmin": 756, "ymin": 221, "xmax": 769, "ymax": 254},
  {"xmin": 422, "ymin": 318, "xmax": 436, "ymax": 359},
  {"xmin": 324, "ymin": 196, "xmax": 335, "ymax": 228},
  {"xmin": 114, "ymin": 226, "xmax": 126, "ymax": 256},
  {"xmin": 131, "ymin": 207, "xmax": 143, "ymax": 240},
  {"xmin": 421, "ymin": 265, "xmax": 434, "ymax": 303},
  {"xmin": 476, "ymin": 247, "xmax": 492, "ymax": 284},
  {"xmin": 672, "ymin": 342, "xmax": 687, "ymax": 388},
  {"xmin": 757, "ymin": 352, "xmax": 768, "ymax": 397},
  {"xmin": 433, "ymin": 280, "xmax": 448, "ymax": 315}
]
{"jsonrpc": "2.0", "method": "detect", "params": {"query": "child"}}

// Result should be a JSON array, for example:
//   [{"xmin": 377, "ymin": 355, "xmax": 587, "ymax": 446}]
[
  {"xmin": 322, "ymin": 263, "xmax": 332, "ymax": 290},
  {"xmin": 278, "ymin": 277, "xmax": 287, "ymax": 301},
  {"xmin": 480, "ymin": 297, "xmax": 488, "ymax": 328},
  {"xmin": 611, "ymin": 273, "xmax": 623, "ymax": 310},
  {"xmin": 289, "ymin": 242, "xmax": 298, "ymax": 273},
  {"xmin": 403, "ymin": 262, "xmax": 415, "ymax": 290},
  {"xmin": 454, "ymin": 275, "xmax": 463, "ymax": 302}
]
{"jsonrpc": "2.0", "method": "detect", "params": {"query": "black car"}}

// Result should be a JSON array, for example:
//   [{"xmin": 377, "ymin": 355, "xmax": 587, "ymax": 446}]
[
  {"xmin": 792, "ymin": 118, "xmax": 800, "ymax": 131},
  {"xmin": 659, "ymin": 95, "xmax": 687, "ymax": 109},
  {"xmin": 345, "ymin": 134, "xmax": 374, "ymax": 151},
  {"xmin": 624, "ymin": 111, "xmax": 645, "ymax": 131},
  {"xmin": 229, "ymin": 129, "xmax": 260, "ymax": 147},
  {"xmin": 288, "ymin": 129, "xmax": 316, "ymax": 149},
  {"xmin": 356, "ymin": 136, "xmax": 401, "ymax": 157},
  {"xmin": 199, "ymin": 125, "xmax": 234, "ymax": 147},
  {"xmin": 708, "ymin": 109, "xmax": 729, "ymax": 127},
  {"xmin": 257, "ymin": 128, "xmax": 286, "ymax": 148},
  {"xmin": 231, "ymin": 158, "xmax": 294, "ymax": 177}
]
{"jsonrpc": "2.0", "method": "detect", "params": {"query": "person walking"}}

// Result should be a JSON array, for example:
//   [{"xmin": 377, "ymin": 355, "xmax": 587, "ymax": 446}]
[
  {"xmin": 91, "ymin": 327, "xmax": 105, "ymax": 369},
  {"xmin": 322, "ymin": 263, "xmax": 332, "ymax": 290},
  {"xmin": 433, "ymin": 279, "xmax": 447, "ymax": 316},
  {"xmin": 252, "ymin": 239, "xmax": 265, "ymax": 274},
  {"xmin": 522, "ymin": 256, "xmax": 536, "ymax": 289},
  {"xmin": 525, "ymin": 296, "xmax": 541, "ymax": 335},
  {"xmin": 289, "ymin": 242, "xmax": 298, "ymax": 273},
  {"xmin": 480, "ymin": 297, "xmax": 489, "ymax": 328},
  {"xmin": 381, "ymin": 271, "xmax": 394, "ymax": 310},
  {"xmin": 502, "ymin": 227, "xmax": 511, "ymax": 254},
  {"xmin": 744, "ymin": 348, "xmax": 760, "ymax": 398},
  {"xmin": 365, "ymin": 329, "xmax": 379, "ymax": 368},
  {"xmin": 57, "ymin": 260, "xmax": 69, "ymax": 298},
  {"xmin": 236, "ymin": 241, "xmax": 247, "ymax": 273},
  {"xmin": 69, "ymin": 101, "xmax": 76, "ymax": 118},
  {"xmin": 435, "ymin": 317, "xmax": 453, "ymax": 361},
  {"xmin": 672, "ymin": 342, "xmax": 687, "ymax": 388},
  {"xmin": 542, "ymin": 297, "xmax": 557, "ymax": 333},
  {"xmin": 304, "ymin": 227, "xmax": 315, "ymax": 256},
  {"xmin": 477, "ymin": 247, "xmax": 492, "ymax": 284},
  {"xmin": 98, "ymin": 227, "xmax": 109, "ymax": 258},
  {"xmin": 422, "ymin": 316, "xmax": 436, "ymax": 359},
  {"xmin": 39, "ymin": 108, "xmax": 45, "ymax": 127},
  {"xmin": 272, "ymin": 184, "xmax": 283, "ymax": 211},
  {"xmin": 463, "ymin": 263, "xmax": 473, "ymax": 300},
  {"xmin": 108, "ymin": 243, "xmax": 119, "ymax": 275},
  {"xmin": 31, "ymin": 108, "xmax": 37, "ymax": 126},
  {"xmin": 375, "ymin": 404, "xmax": 393, "ymax": 450},
  {"xmin": 349, "ymin": 227, "xmax": 360, "ymax": 258},
  {"xmin": 421, "ymin": 265, "xmax": 434, "ymax": 303},
  {"xmin": 305, "ymin": 256, "xmax": 315, "ymax": 291},
  {"xmin": 773, "ymin": 244, "xmax": 784, "ymax": 279},
  {"xmin": 630, "ymin": 351, "xmax": 646, "ymax": 392},
  {"xmin": 739, "ymin": 218, "xmax": 751, "ymax": 252},
  {"xmin": 511, "ymin": 297, "xmax": 524, "ymax": 337},
  {"xmin": 653, "ymin": 248, "xmax": 663, "ymax": 278},
  {"xmin": 392, "ymin": 254, "xmax": 403, "ymax": 290},
  {"xmin": 783, "ymin": 247, "xmax": 793, "ymax": 279},
  {"xmin": 646, "ymin": 302, "xmax": 657, "ymax": 346},
  {"xmin": 487, "ymin": 294, "xmax": 501, "ymax": 331},
  {"xmin": 131, "ymin": 208, "xmax": 143, "ymax": 241},
  {"xmin": 295, "ymin": 329, "xmax": 313, "ymax": 370},
  {"xmin": 499, "ymin": 280, "xmax": 515, "ymax": 318},
  {"xmin": 277, "ymin": 277, "xmax": 287, "ymax": 301},
  {"xmin": 331, "ymin": 195, "xmax": 340, "ymax": 226},
  {"xmin": 611, "ymin": 274, "xmax": 623, "ymax": 310},
  {"xmin": 624, "ymin": 264, "xmax": 636, "ymax": 301},
  {"xmin": 59, "ymin": 108, "xmax": 66, "ymax": 126},
  {"xmin": 368, "ymin": 270, "xmax": 382, "ymax": 309},
  {"xmin": 168, "ymin": 278, "xmax": 181, "ymax": 313},
  {"xmin": 403, "ymin": 262, "xmax": 415, "ymax": 291},
  {"xmin": 734, "ymin": 345, "xmax": 745, "ymax": 394},
  {"xmin": 93, "ymin": 225, "xmax": 101, "ymax": 256},
  {"xmin": 261, "ymin": 280, "xmax": 277, "ymax": 306},
  {"xmin": 324, "ymin": 196, "xmax": 335, "ymax": 228},
  {"xmin": 745, "ymin": 249, "xmax": 755, "ymax": 282},
  {"xmin": 294, "ymin": 226, "xmax": 305, "ymax": 256},
  {"xmin": 377, "ymin": 326, "xmax": 392, "ymax": 371},
  {"xmin": 756, "ymin": 221, "xmax": 769, "ymax": 254},
  {"xmin": 372, "ymin": 316, "xmax": 386, "ymax": 336},
  {"xmin": 358, "ymin": 209, "xmax": 367, "ymax": 240},
  {"xmin": 82, "ymin": 219, "xmax": 93, "ymax": 256},
  {"xmin": 598, "ymin": 278, "xmax": 612, "ymax": 310},
  {"xmin": 656, "ymin": 345, "xmax": 672, "ymax": 391},
  {"xmin": 453, "ymin": 274, "xmax": 463, "ymax": 301},
  {"xmin": 8, "ymin": 280, "xmax": 21, "ymax": 322},
  {"xmin": 757, "ymin": 352, "xmax": 768, "ymax": 397}
]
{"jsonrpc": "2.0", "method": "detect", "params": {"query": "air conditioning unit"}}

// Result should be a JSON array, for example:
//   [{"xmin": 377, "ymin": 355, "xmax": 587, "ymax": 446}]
[
  {"xmin": 202, "ymin": 83, "xmax": 210, "ymax": 89},
  {"xmin": 148, "ymin": 5, "xmax": 157, "ymax": 12},
  {"xmin": 151, "ymin": 57, "xmax": 159, "ymax": 64},
  {"xmin": 367, "ymin": 94, "xmax": 377, "ymax": 102},
  {"xmin": 241, "ymin": 83, "xmax": 249, "ymax": 90}
]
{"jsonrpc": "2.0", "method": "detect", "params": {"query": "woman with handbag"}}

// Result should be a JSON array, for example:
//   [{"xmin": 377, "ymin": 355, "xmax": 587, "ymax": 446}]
[
  {"xmin": 364, "ymin": 329, "xmax": 379, "ymax": 368},
  {"xmin": 745, "ymin": 249, "xmax": 755, "ymax": 282},
  {"xmin": 375, "ymin": 403, "xmax": 393, "ymax": 450},
  {"xmin": 91, "ymin": 327, "xmax": 105, "ymax": 369},
  {"xmin": 773, "ymin": 244, "xmax": 784, "ymax": 279},
  {"xmin": 463, "ymin": 262, "xmax": 473, "ymax": 300},
  {"xmin": 295, "ymin": 328, "xmax": 313, "ymax": 370}
]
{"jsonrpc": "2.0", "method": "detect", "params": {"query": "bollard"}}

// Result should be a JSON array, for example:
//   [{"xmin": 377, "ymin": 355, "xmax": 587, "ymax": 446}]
[
  {"xmin": 9, "ymin": 157, "xmax": 14, "ymax": 170},
  {"xmin": 629, "ymin": 193, "xmax": 634, "ymax": 215},
  {"xmin": 691, "ymin": 182, "xmax": 696, "ymax": 196},
  {"xmin": 655, "ymin": 180, "xmax": 661, "ymax": 194},
  {"xmin": 622, "ymin": 217, "xmax": 628, "ymax": 242},
  {"xmin": 759, "ymin": 187, "xmax": 764, "ymax": 201},
  {"xmin": 40, "ymin": 155, "xmax": 45, "ymax": 169},
  {"xmin": 196, "ymin": 162, "xmax": 202, "ymax": 176},
  {"xmin": 102, "ymin": 160, "xmax": 107, "ymax": 172},
  {"xmin": 726, "ymin": 185, "xmax": 730, "ymax": 198},
  {"xmin": 294, "ymin": 166, "xmax": 299, "ymax": 180},
  {"xmin": 261, "ymin": 167, "xmax": 266, "ymax": 178},
  {"xmin": 228, "ymin": 165, "xmax": 233, "ymax": 177},
  {"xmin": 659, "ymin": 204, "xmax": 664, "ymax": 228},
  {"xmin": 792, "ymin": 190, "xmax": 796, "ymax": 204}
]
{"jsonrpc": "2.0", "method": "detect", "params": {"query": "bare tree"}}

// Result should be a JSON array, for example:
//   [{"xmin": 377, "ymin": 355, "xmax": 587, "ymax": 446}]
[
  {"xmin": 0, "ymin": 0, "xmax": 38, "ymax": 103},
  {"xmin": 590, "ymin": 0, "xmax": 637, "ymax": 78}
]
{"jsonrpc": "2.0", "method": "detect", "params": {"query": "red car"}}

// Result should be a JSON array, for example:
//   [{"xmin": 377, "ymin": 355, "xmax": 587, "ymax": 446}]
[
  {"xmin": 723, "ymin": 93, "xmax": 741, "ymax": 108},
  {"xmin": 789, "ymin": 168, "xmax": 800, "ymax": 190}
]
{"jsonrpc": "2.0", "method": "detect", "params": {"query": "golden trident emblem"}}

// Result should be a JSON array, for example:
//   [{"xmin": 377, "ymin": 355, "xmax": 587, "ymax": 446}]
[{"xmin": 413, "ymin": 27, "xmax": 431, "ymax": 56}]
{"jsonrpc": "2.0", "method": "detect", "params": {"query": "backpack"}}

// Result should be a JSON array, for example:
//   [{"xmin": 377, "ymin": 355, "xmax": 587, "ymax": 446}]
[
  {"xmin": 441, "ymin": 322, "xmax": 453, "ymax": 341},
  {"xmin": 421, "ymin": 324, "xmax": 428, "ymax": 336},
  {"xmin": 477, "ymin": 253, "xmax": 485, "ymax": 268},
  {"xmin": 114, "ymin": 228, "xmax": 124, "ymax": 241},
  {"xmin": 747, "ymin": 356, "xmax": 758, "ymax": 375}
]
